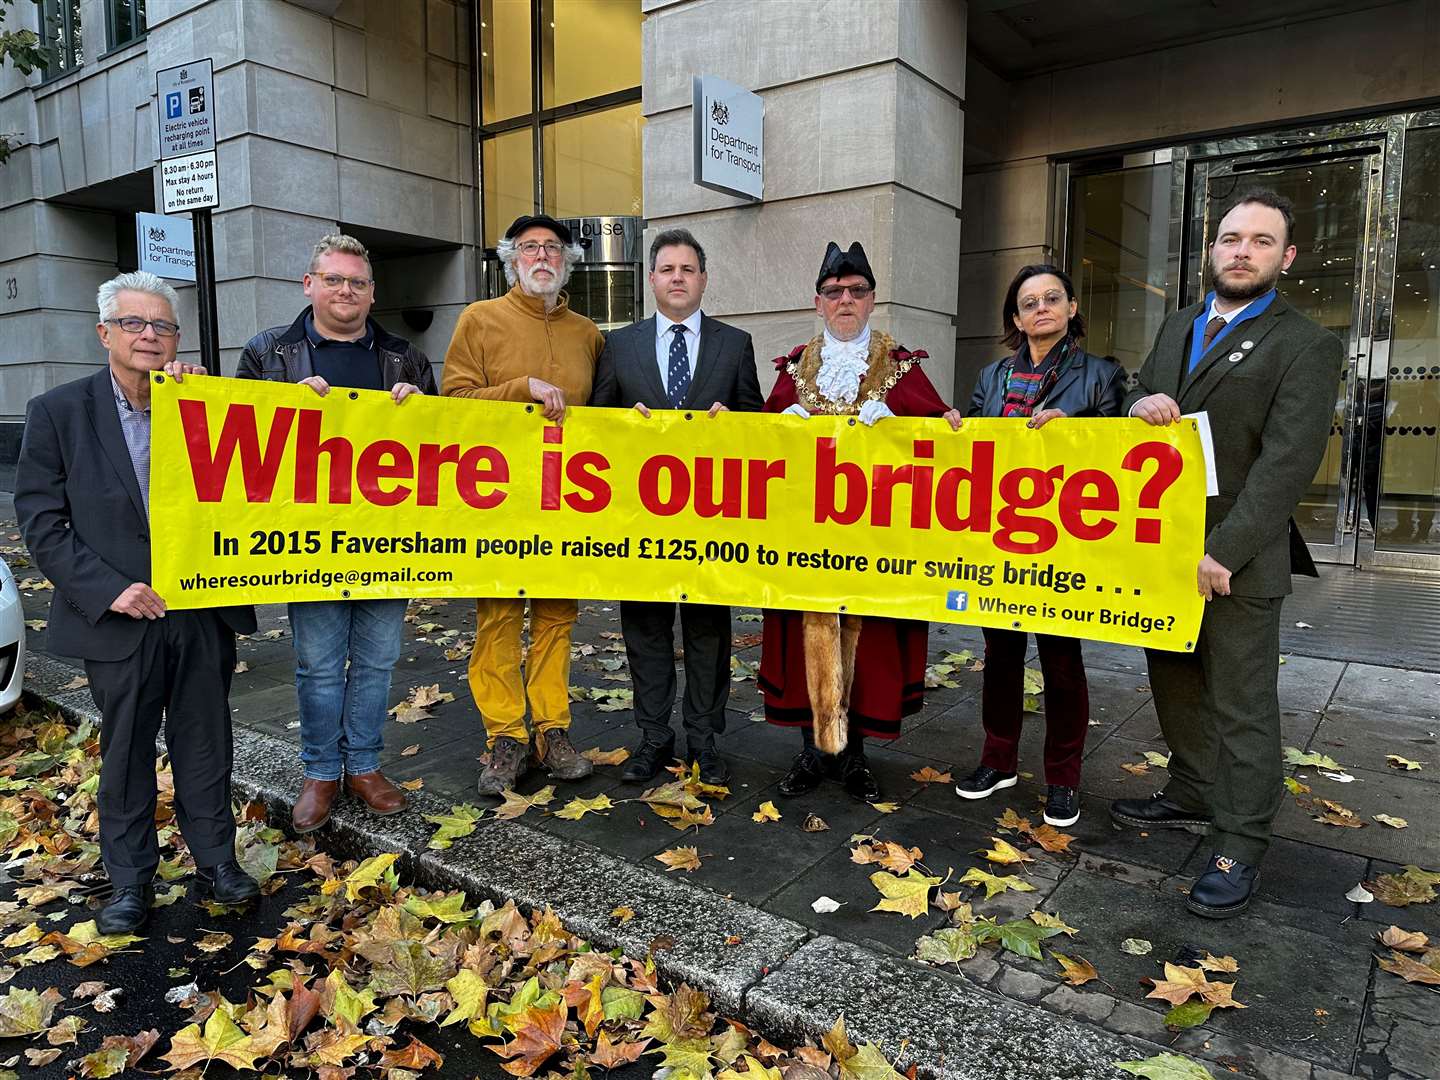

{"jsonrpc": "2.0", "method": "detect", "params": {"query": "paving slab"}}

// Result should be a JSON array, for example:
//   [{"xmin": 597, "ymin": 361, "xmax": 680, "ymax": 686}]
[
  {"xmin": 1041, "ymin": 865, "xmax": 1375, "ymax": 1072},
  {"xmin": 1309, "ymin": 704, "xmax": 1439, "ymax": 784},
  {"xmin": 746, "ymin": 935, "xmax": 1148, "ymax": 1080},
  {"xmin": 1356, "ymin": 973, "xmax": 1440, "ymax": 1080},
  {"xmin": 1329, "ymin": 663, "xmax": 1440, "ymax": 719},
  {"xmin": 1272, "ymin": 765, "xmax": 1440, "ymax": 866}
]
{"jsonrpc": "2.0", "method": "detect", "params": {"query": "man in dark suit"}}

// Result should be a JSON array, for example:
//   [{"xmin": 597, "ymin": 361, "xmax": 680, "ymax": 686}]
[
  {"xmin": 1109, "ymin": 190, "xmax": 1344, "ymax": 918},
  {"xmin": 591, "ymin": 228, "xmax": 764, "ymax": 784},
  {"xmin": 15, "ymin": 271, "xmax": 260, "ymax": 935}
]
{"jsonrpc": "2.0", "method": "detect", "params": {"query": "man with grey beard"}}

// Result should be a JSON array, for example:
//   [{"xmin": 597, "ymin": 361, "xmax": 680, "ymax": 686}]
[
  {"xmin": 442, "ymin": 214, "xmax": 604, "ymax": 796},
  {"xmin": 1110, "ymin": 189, "xmax": 1343, "ymax": 919}
]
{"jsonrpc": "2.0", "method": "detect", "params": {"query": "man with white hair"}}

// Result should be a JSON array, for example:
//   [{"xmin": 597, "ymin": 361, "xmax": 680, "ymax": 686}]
[
  {"xmin": 15, "ymin": 271, "xmax": 259, "ymax": 934},
  {"xmin": 443, "ymin": 214, "xmax": 604, "ymax": 795},
  {"xmin": 238, "ymin": 233, "xmax": 436, "ymax": 835}
]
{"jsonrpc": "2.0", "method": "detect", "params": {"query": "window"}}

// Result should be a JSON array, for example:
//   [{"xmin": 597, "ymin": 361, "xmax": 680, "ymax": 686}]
[
  {"xmin": 107, "ymin": 0, "xmax": 146, "ymax": 50},
  {"xmin": 478, "ymin": 0, "xmax": 642, "ymax": 254},
  {"xmin": 38, "ymin": 0, "xmax": 83, "ymax": 77}
]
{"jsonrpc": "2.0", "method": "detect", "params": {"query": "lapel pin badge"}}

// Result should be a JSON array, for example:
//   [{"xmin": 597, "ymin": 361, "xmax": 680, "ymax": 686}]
[
  {"xmin": 1228, "ymin": 352, "xmax": 1244, "ymax": 363},
  {"xmin": 1241, "ymin": 340, "xmax": 1254, "ymax": 349}
]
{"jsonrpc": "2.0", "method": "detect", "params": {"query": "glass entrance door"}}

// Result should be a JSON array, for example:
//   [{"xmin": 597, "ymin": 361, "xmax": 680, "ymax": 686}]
[{"xmin": 1183, "ymin": 143, "xmax": 1384, "ymax": 565}]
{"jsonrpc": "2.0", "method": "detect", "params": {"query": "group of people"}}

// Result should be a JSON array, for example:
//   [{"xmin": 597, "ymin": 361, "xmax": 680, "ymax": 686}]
[{"xmin": 14, "ymin": 187, "xmax": 1340, "ymax": 934}]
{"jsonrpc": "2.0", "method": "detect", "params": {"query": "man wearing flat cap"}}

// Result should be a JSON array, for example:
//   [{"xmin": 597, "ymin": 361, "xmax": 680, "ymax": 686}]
[
  {"xmin": 760, "ymin": 242, "xmax": 962, "ymax": 803},
  {"xmin": 443, "ymin": 214, "xmax": 604, "ymax": 796}
]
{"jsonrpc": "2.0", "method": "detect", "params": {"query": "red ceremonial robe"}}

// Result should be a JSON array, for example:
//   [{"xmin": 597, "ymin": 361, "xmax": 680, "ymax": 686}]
[{"xmin": 757, "ymin": 331, "xmax": 949, "ymax": 739}]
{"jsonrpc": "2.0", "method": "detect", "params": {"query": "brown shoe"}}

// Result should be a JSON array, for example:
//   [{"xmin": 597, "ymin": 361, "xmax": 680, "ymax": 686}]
[
  {"xmin": 539, "ymin": 730, "xmax": 594, "ymax": 782},
  {"xmin": 345, "ymin": 771, "xmax": 408, "ymax": 816},
  {"xmin": 292, "ymin": 779, "xmax": 338, "ymax": 833}
]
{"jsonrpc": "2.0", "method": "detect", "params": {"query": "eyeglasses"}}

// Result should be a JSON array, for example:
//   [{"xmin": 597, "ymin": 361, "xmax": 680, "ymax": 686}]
[
  {"xmin": 1018, "ymin": 290, "xmax": 1068, "ymax": 313},
  {"xmin": 316, "ymin": 273, "xmax": 374, "ymax": 292},
  {"xmin": 516, "ymin": 240, "xmax": 566, "ymax": 258},
  {"xmin": 106, "ymin": 316, "xmax": 179, "ymax": 337},
  {"xmin": 818, "ymin": 284, "xmax": 873, "ymax": 301}
]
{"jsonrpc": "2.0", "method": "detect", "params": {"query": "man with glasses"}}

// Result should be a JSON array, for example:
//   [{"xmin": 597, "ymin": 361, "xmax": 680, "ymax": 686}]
[
  {"xmin": 442, "ymin": 214, "xmax": 604, "ymax": 796},
  {"xmin": 16, "ymin": 271, "xmax": 259, "ymax": 933},
  {"xmin": 237, "ymin": 234, "xmax": 437, "ymax": 834},
  {"xmin": 760, "ymin": 242, "xmax": 961, "ymax": 803}
]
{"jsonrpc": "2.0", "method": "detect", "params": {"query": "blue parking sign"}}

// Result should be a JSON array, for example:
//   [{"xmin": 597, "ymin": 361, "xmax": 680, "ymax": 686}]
[{"xmin": 166, "ymin": 92, "xmax": 182, "ymax": 119}]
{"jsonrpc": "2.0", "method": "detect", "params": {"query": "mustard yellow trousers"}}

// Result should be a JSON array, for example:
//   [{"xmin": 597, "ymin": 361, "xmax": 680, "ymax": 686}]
[{"xmin": 468, "ymin": 597, "xmax": 578, "ymax": 747}]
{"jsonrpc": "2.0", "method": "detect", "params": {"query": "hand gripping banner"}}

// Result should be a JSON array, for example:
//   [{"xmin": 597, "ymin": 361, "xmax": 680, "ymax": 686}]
[{"xmin": 149, "ymin": 376, "xmax": 1207, "ymax": 651}]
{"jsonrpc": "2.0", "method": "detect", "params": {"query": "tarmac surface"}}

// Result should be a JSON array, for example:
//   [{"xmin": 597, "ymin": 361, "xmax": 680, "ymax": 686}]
[{"xmin": 5, "ymin": 488, "xmax": 1439, "ymax": 1080}]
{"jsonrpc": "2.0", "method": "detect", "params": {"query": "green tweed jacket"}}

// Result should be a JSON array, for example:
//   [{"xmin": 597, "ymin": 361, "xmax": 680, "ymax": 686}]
[{"xmin": 1124, "ymin": 293, "xmax": 1344, "ymax": 598}]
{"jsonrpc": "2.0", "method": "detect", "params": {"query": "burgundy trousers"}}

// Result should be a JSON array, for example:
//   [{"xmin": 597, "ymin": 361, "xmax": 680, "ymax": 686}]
[{"xmin": 978, "ymin": 628, "xmax": 1090, "ymax": 789}]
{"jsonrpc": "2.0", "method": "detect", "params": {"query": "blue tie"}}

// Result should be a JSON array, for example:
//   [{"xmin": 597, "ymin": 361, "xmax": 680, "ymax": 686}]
[{"xmin": 667, "ymin": 324, "xmax": 690, "ymax": 408}]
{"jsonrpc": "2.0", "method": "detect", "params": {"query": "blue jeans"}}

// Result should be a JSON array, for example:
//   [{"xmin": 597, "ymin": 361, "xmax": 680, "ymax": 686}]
[{"xmin": 289, "ymin": 599, "xmax": 407, "ymax": 781}]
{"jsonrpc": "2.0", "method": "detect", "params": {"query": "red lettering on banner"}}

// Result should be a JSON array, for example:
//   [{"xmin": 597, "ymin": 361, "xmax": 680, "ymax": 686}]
[
  {"xmin": 1058, "ymin": 468, "xmax": 1119, "ymax": 541},
  {"xmin": 935, "ymin": 441, "xmax": 994, "ymax": 532},
  {"xmin": 456, "ymin": 446, "xmax": 508, "ymax": 509},
  {"xmin": 564, "ymin": 452, "xmax": 611, "ymax": 511},
  {"xmin": 694, "ymin": 458, "xmax": 744, "ymax": 519},
  {"xmin": 995, "ymin": 466, "xmax": 1065, "ymax": 554},
  {"xmin": 179, "ymin": 399, "xmax": 295, "ymax": 503},
  {"xmin": 293, "ymin": 409, "xmax": 353, "ymax": 503},
  {"xmin": 1121, "ymin": 442, "xmax": 1183, "ymax": 543},
  {"xmin": 747, "ymin": 458, "xmax": 786, "ymax": 519},
  {"xmin": 814, "ymin": 438, "xmax": 866, "ymax": 525},
  {"xmin": 540, "ymin": 426, "xmax": 563, "ymax": 510},
  {"xmin": 638, "ymin": 454, "xmax": 690, "ymax": 516},
  {"xmin": 416, "ymin": 443, "xmax": 461, "ymax": 505},
  {"xmin": 356, "ymin": 440, "xmax": 413, "ymax": 506}
]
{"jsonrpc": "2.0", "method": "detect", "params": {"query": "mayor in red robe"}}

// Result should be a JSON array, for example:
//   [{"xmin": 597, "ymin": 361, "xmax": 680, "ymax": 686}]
[{"xmin": 759, "ymin": 241, "xmax": 961, "ymax": 803}]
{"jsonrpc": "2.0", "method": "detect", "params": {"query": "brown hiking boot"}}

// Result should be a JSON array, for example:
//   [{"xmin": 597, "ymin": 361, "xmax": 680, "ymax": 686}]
[
  {"xmin": 292, "ymin": 778, "xmax": 338, "ymax": 833},
  {"xmin": 477, "ymin": 736, "xmax": 532, "ymax": 797},
  {"xmin": 539, "ymin": 730, "xmax": 593, "ymax": 781}
]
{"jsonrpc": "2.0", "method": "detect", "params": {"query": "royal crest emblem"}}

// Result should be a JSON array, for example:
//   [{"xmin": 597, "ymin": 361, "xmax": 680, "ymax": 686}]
[{"xmin": 710, "ymin": 99, "xmax": 730, "ymax": 125}]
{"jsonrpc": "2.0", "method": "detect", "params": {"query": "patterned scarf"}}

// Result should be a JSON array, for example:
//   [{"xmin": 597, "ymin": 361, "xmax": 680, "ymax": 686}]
[{"xmin": 1001, "ymin": 336, "xmax": 1073, "ymax": 418}]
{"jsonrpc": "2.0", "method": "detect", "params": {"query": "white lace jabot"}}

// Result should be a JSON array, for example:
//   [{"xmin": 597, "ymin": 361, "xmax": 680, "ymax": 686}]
[{"xmin": 815, "ymin": 325, "xmax": 872, "ymax": 405}]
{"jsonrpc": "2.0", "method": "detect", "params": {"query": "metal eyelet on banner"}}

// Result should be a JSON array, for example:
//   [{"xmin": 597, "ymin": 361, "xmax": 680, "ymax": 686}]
[
  {"xmin": 848, "ymin": 418, "xmax": 856, "ymax": 426},
  {"xmin": 684, "ymin": 412, "xmax": 693, "ymax": 420},
  {"xmin": 517, "ymin": 589, "xmax": 526, "ymax": 596},
  {"xmin": 525, "ymin": 404, "xmax": 534, "ymax": 413},
  {"xmin": 341, "ymin": 589, "xmax": 350, "ymax": 598},
  {"xmin": 154, "ymin": 374, "xmax": 166, "ymax": 384},
  {"xmin": 1012, "ymin": 620, "xmax": 1022, "ymax": 628},
  {"xmin": 680, "ymin": 593, "xmax": 688, "ymax": 601},
  {"xmin": 348, "ymin": 391, "xmax": 359, "ymax": 399}
]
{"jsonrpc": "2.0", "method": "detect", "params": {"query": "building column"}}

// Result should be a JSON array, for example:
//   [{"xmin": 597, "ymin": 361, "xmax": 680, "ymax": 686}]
[{"xmin": 639, "ymin": 0, "xmax": 966, "ymax": 402}]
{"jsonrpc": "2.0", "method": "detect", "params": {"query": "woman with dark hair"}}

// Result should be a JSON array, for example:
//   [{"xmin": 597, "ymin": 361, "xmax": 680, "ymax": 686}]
[{"xmin": 954, "ymin": 264, "xmax": 1124, "ymax": 827}]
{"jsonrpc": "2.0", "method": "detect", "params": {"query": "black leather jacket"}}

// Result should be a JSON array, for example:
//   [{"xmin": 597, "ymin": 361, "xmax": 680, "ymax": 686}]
[
  {"xmin": 235, "ymin": 307, "xmax": 438, "ymax": 394},
  {"xmin": 967, "ymin": 343, "xmax": 1125, "ymax": 419}
]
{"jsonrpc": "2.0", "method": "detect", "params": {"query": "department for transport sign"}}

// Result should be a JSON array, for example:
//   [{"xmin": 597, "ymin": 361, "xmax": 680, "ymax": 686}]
[
  {"xmin": 692, "ymin": 74, "xmax": 763, "ymax": 201},
  {"xmin": 156, "ymin": 59, "xmax": 215, "ymax": 158},
  {"xmin": 136, "ymin": 211, "xmax": 196, "ymax": 281}
]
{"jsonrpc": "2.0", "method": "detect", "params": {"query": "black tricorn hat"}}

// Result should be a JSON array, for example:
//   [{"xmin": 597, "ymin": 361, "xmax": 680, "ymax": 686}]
[
  {"xmin": 505, "ymin": 213, "xmax": 573, "ymax": 245},
  {"xmin": 815, "ymin": 241, "xmax": 875, "ymax": 293}
]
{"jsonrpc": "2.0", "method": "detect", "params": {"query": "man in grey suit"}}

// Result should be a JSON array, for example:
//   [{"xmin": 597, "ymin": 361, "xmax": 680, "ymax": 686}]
[
  {"xmin": 1110, "ymin": 190, "xmax": 1344, "ymax": 918},
  {"xmin": 15, "ymin": 271, "xmax": 260, "ymax": 935},
  {"xmin": 591, "ymin": 228, "xmax": 764, "ymax": 785}
]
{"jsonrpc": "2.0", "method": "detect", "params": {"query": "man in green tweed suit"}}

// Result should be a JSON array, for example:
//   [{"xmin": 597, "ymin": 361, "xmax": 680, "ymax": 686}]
[{"xmin": 1110, "ymin": 189, "xmax": 1344, "ymax": 919}]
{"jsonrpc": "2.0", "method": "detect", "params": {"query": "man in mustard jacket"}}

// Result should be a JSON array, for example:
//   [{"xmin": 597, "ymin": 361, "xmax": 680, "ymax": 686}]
[{"xmin": 442, "ymin": 214, "xmax": 604, "ymax": 795}]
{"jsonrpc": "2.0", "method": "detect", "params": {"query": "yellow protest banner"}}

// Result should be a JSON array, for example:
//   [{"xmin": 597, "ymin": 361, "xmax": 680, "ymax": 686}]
[{"xmin": 149, "ymin": 375, "xmax": 1207, "ymax": 651}]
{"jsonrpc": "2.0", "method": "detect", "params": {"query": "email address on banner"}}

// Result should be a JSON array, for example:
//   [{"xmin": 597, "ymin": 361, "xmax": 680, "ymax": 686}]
[{"xmin": 177, "ymin": 567, "xmax": 454, "ymax": 594}]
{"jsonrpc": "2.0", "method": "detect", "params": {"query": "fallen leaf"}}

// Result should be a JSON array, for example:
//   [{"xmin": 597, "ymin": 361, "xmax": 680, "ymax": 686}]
[
  {"xmin": 1374, "ymin": 814, "xmax": 1409, "ymax": 829},
  {"xmin": 1368, "ymin": 866, "xmax": 1440, "ymax": 907},
  {"xmin": 195, "ymin": 930, "xmax": 233, "ymax": 953},
  {"xmin": 490, "ymin": 1004, "xmax": 566, "ymax": 1076},
  {"xmin": 1284, "ymin": 746, "xmax": 1341, "ymax": 769},
  {"xmin": 232, "ymin": 661, "xmax": 249, "ymax": 674},
  {"xmin": 977, "ymin": 836, "xmax": 1034, "ymax": 866},
  {"xmin": 850, "ymin": 840, "xmax": 924, "ymax": 875},
  {"xmin": 752, "ymin": 801, "xmax": 781, "ymax": 824},
  {"xmin": 610, "ymin": 905, "xmax": 635, "ymax": 924},
  {"xmin": 869, "ymin": 869, "xmax": 942, "ymax": 919},
  {"xmin": 801, "ymin": 813, "xmax": 830, "ymax": 833},
  {"xmin": 589, "ymin": 1030, "xmax": 650, "ymax": 1069},
  {"xmin": 400, "ymin": 744, "xmax": 420, "ymax": 756},
  {"xmin": 1115, "ymin": 1052, "xmax": 1217, "ymax": 1079},
  {"xmin": 162, "ymin": 1007, "xmax": 261, "ymax": 1072},
  {"xmin": 1051, "ymin": 952, "xmax": 1097, "ymax": 986},
  {"xmin": 1145, "ymin": 964, "xmax": 1212, "ymax": 1006},
  {"xmin": 397, "ymin": 777, "xmax": 424, "ymax": 791},
  {"xmin": 870, "ymin": 802, "xmax": 900, "ymax": 814},
  {"xmin": 1283, "ymin": 777, "xmax": 1311, "ymax": 795},
  {"xmin": 554, "ymin": 794, "xmax": 614, "ymax": 820},
  {"xmin": 1379, "ymin": 926, "xmax": 1429, "ymax": 952},
  {"xmin": 1377, "ymin": 949, "xmax": 1440, "ymax": 985},
  {"xmin": 811, "ymin": 896, "xmax": 843, "ymax": 914},
  {"xmin": 1143, "ymin": 751, "xmax": 1171, "ymax": 768},
  {"xmin": 1163, "ymin": 1000, "xmax": 1216, "ymax": 1030},
  {"xmin": 60, "ymin": 675, "xmax": 89, "ymax": 690},
  {"xmin": 1120, "ymin": 938, "xmax": 1153, "ymax": 956},
  {"xmin": 1198, "ymin": 953, "xmax": 1239, "ymax": 973},
  {"xmin": 1386, "ymin": 755, "xmax": 1425, "ymax": 771},
  {"xmin": 0, "ymin": 987, "xmax": 62, "ymax": 1036},
  {"xmin": 654, "ymin": 846, "xmax": 702, "ymax": 872},
  {"xmin": 1120, "ymin": 762, "xmax": 1150, "ymax": 777},
  {"xmin": 1310, "ymin": 798, "xmax": 1365, "ymax": 828},
  {"xmin": 1346, "ymin": 882, "xmax": 1375, "ymax": 903},
  {"xmin": 493, "ymin": 786, "xmax": 556, "ymax": 821},
  {"xmin": 1025, "ymin": 824, "xmax": 1076, "ymax": 853},
  {"xmin": 425, "ymin": 803, "xmax": 485, "ymax": 849},
  {"xmin": 909, "ymin": 766, "xmax": 952, "ymax": 784},
  {"xmin": 1027, "ymin": 910, "xmax": 1078, "ymax": 936},
  {"xmin": 994, "ymin": 808, "xmax": 1031, "ymax": 833},
  {"xmin": 957, "ymin": 867, "xmax": 1036, "ymax": 900},
  {"xmin": 581, "ymin": 746, "xmax": 631, "ymax": 766}
]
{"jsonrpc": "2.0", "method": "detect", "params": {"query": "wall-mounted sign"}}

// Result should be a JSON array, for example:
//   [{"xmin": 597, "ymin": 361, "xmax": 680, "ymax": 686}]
[
  {"xmin": 559, "ymin": 216, "xmax": 643, "ymax": 264},
  {"xmin": 692, "ymin": 74, "xmax": 763, "ymax": 202},
  {"xmin": 136, "ymin": 211, "xmax": 196, "ymax": 281},
  {"xmin": 161, "ymin": 151, "xmax": 219, "ymax": 213}
]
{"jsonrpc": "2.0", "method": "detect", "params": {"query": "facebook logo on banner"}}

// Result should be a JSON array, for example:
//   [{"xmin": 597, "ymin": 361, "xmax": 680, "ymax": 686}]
[
  {"xmin": 166, "ymin": 92, "xmax": 182, "ymax": 118},
  {"xmin": 945, "ymin": 591, "xmax": 968, "ymax": 612}
]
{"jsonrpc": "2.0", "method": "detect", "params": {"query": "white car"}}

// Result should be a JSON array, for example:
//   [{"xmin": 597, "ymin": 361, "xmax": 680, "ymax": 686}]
[{"xmin": 0, "ymin": 560, "xmax": 27, "ymax": 713}]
